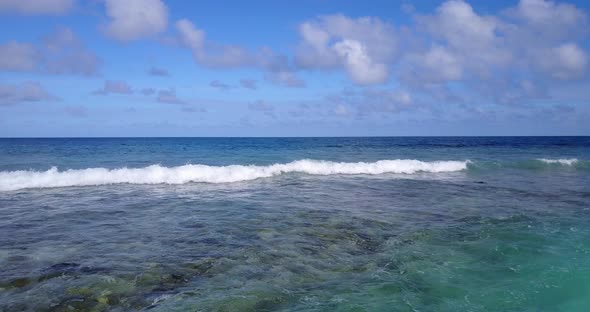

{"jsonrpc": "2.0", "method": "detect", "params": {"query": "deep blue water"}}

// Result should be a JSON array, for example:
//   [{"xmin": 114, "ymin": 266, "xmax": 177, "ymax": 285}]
[
  {"xmin": 0, "ymin": 137, "xmax": 589, "ymax": 311},
  {"xmin": 0, "ymin": 137, "xmax": 588, "ymax": 170}
]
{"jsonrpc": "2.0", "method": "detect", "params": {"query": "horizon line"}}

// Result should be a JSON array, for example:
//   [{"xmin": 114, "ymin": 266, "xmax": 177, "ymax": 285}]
[{"xmin": 1, "ymin": 135, "xmax": 589, "ymax": 139}]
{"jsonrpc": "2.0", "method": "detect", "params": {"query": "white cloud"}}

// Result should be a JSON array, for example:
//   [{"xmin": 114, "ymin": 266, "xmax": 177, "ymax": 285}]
[
  {"xmin": 498, "ymin": 0, "xmax": 588, "ymax": 54},
  {"xmin": 399, "ymin": 0, "xmax": 589, "ymax": 105},
  {"xmin": 424, "ymin": 0, "xmax": 498, "ymax": 52},
  {"xmin": 201, "ymin": 45, "xmax": 253, "ymax": 68},
  {"xmin": 535, "ymin": 43, "xmax": 588, "ymax": 80},
  {"xmin": 333, "ymin": 39, "xmax": 388, "ymax": 85},
  {"xmin": 169, "ymin": 1, "xmax": 589, "ymax": 103},
  {"xmin": 295, "ymin": 14, "xmax": 397, "ymax": 85},
  {"xmin": 176, "ymin": 19, "xmax": 205, "ymax": 51},
  {"xmin": 0, "ymin": 81, "xmax": 58, "ymax": 105},
  {"xmin": 511, "ymin": 0, "xmax": 587, "ymax": 38},
  {"xmin": 415, "ymin": 0, "xmax": 511, "ymax": 78},
  {"xmin": 103, "ymin": 0, "xmax": 168, "ymax": 41},
  {"xmin": 176, "ymin": 19, "xmax": 305, "ymax": 87},
  {"xmin": 0, "ymin": 41, "xmax": 38, "ymax": 71},
  {"xmin": 500, "ymin": 0, "xmax": 589, "ymax": 82},
  {"xmin": 405, "ymin": 45, "xmax": 463, "ymax": 83},
  {"xmin": 176, "ymin": 19, "xmax": 251, "ymax": 68},
  {"xmin": 42, "ymin": 27, "xmax": 101, "ymax": 76},
  {"xmin": 421, "ymin": 46, "xmax": 462, "ymax": 81},
  {"xmin": 0, "ymin": 27, "xmax": 100, "ymax": 76},
  {"xmin": 0, "ymin": 0, "xmax": 74, "ymax": 15},
  {"xmin": 296, "ymin": 22, "xmax": 337, "ymax": 69}
]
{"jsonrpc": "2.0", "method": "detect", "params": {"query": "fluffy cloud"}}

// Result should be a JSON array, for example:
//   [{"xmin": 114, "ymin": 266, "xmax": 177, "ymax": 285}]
[
  {"xmin": 0, "ymin": 27, "xmax": 100, "ymax": 76},
  {"xmin": 176, "ymin": 19, "xmax": 256, "ymax": 68},
  {"xmin": 42, "ymin": 27, "xmax": 101, "ymax": 76},
  {"xmin": 332, "ymin": 39, "xmax": 388, "ymax": 85},
  {"xmin": 412, "ymin": 0, "xmax": 510, "ymax": 82},
  {"xmin": 422, "ymin": 1, "xmax": 499, "ymax": 55},
  {"xmin": 92, "ymin": 80, "xmax": 133, "ymax": 95},
  {"xmin": 0, "ymin": 81, "xmax": 58, "ymax": 105},
  {"xmin": 509, "ymin": 0, "xmax": 588, "ymax": 40},
  {"xmin": 295, "ymin": 14, "xmax": 396, "ymax": 85},
  {"xmin": 103, "ymin": 0, "xmax": 168, "ymax": 41},
  {"xmin": 0, "ymin": 42, "xmax": 38, "ymax": 71},
  {"xmin": 403, "ymin": 46, "xmax": 463, "ymax": 84},
  {"xmin": 534, "ymin": 43, "xmax": 588, "ymax": 80},
  {"xmin": 176, "ymin": 19, "xmax": 305, "ymax": 86},
  {"xmin": 167, "ymin": 0, "xmax": 586, "ymax": 94},
  {"xmin": 0, "ymin": 0, "xmax": 74, "ymax": 15},
  {"xmin": 176, "ymin": 19, "xmax": 205, "ymax": 51},
  {"xmin": 399, "ymin": 0, "xmax": 589, "ymax": 105},
  {"xmin": 176, "ymin": 19, "xmax": 247, "ymax": 67},
  {"xmin": 502, "ymin": 0, "xmax": 589, "ymax": 81}
]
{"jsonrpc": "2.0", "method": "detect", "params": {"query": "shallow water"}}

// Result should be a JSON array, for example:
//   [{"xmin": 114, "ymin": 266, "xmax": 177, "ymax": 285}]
[{"xmin": 0, "ymin": 137, "xmax": 589, "ymax": 311}]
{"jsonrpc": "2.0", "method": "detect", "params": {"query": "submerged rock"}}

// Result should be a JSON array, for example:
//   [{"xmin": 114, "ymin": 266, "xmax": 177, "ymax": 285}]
[
  {"xmin": 184, "ymin": 258, "xmax": 215, "ymax": 276},
  {"xmin": 36, "ymin": 262, "xmax": 110, "ymax": 283},
  {"xmin": 48, "ymin": 296, "xmax": 94, "ymax": 312},
  {"xmin": 9, "ymin": 277, "xmax": 31, "ymax": 288}
]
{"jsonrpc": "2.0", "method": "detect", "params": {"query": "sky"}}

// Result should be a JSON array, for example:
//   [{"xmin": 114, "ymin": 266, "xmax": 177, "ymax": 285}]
[{"xmin": 0, "ymin": 0, "xmax": 589, "ymax": 137}]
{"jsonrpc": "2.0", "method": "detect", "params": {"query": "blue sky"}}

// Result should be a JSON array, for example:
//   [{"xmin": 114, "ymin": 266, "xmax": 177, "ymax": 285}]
[{"xmin": 0, "ymin": 0, "xmax": 589, "ymax": 137}]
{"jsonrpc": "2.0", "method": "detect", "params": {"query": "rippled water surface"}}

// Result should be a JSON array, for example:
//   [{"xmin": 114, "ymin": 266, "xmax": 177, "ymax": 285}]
[{"xmin": 0, "ymin": 137, "xmax": 589, "ymax": 311}]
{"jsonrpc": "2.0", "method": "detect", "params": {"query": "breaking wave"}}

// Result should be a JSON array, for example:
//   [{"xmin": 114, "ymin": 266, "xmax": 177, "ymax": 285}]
[
  {"xmin": 0, "ymin": 159, "xmax": 469, "ymax": 191},
  {"xmin": 537, "ymin": 158, "xmax": 579, "ymax": 165}
]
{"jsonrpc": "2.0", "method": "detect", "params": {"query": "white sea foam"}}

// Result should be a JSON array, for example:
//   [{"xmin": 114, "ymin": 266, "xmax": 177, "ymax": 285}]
[
  {"xmin": 538, "ymin": 158, "xmax": 579, "ymax": 165},
  {"xmin": 0, "ymin": 159, "xmax": 469, "ymax": 191}
]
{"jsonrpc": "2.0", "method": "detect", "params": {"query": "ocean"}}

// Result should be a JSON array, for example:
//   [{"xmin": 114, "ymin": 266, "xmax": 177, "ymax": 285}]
[{"xmin": 0, "ymin": 137, "xmax": 589, "ymax": 311}]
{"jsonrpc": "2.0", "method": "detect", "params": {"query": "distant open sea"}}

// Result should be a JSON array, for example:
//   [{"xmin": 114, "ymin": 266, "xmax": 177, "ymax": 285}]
[{"xmin": 1, "ymin": 137, "xmax": 589, "ymax": 311}]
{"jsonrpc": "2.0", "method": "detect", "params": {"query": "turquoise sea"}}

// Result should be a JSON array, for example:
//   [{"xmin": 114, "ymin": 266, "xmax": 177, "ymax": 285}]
[{"xmin": 0, "ymin": 137, "xmax": 589, "ymax": 311}]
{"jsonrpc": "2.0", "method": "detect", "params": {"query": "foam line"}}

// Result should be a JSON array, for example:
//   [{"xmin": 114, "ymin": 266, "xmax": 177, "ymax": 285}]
[
  {"xmin": 0, "ymin": 159, "xmax": 469, "ymax": 191},
  {"xmin": 538, "ymin": 158, "xmax": 578, "ymax": 165}
]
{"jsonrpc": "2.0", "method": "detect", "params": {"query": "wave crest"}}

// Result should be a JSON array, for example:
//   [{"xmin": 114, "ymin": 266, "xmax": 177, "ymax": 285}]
[
  {"xmin": 0, "ymin": 159, "xmax": 469, "ymax": 191},
  {"xmin": 538, "ymin": 158, "xmax": 579, "ymax": 165}
]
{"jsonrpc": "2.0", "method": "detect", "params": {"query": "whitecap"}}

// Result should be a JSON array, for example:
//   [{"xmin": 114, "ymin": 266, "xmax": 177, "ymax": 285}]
[
  {"xmin": 538, "ymin": 158, "xmax": 579, "ymax": 165},
  {"xmin": 0, "ymin": 159, "xmax": 469, "ymax": 191}
]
